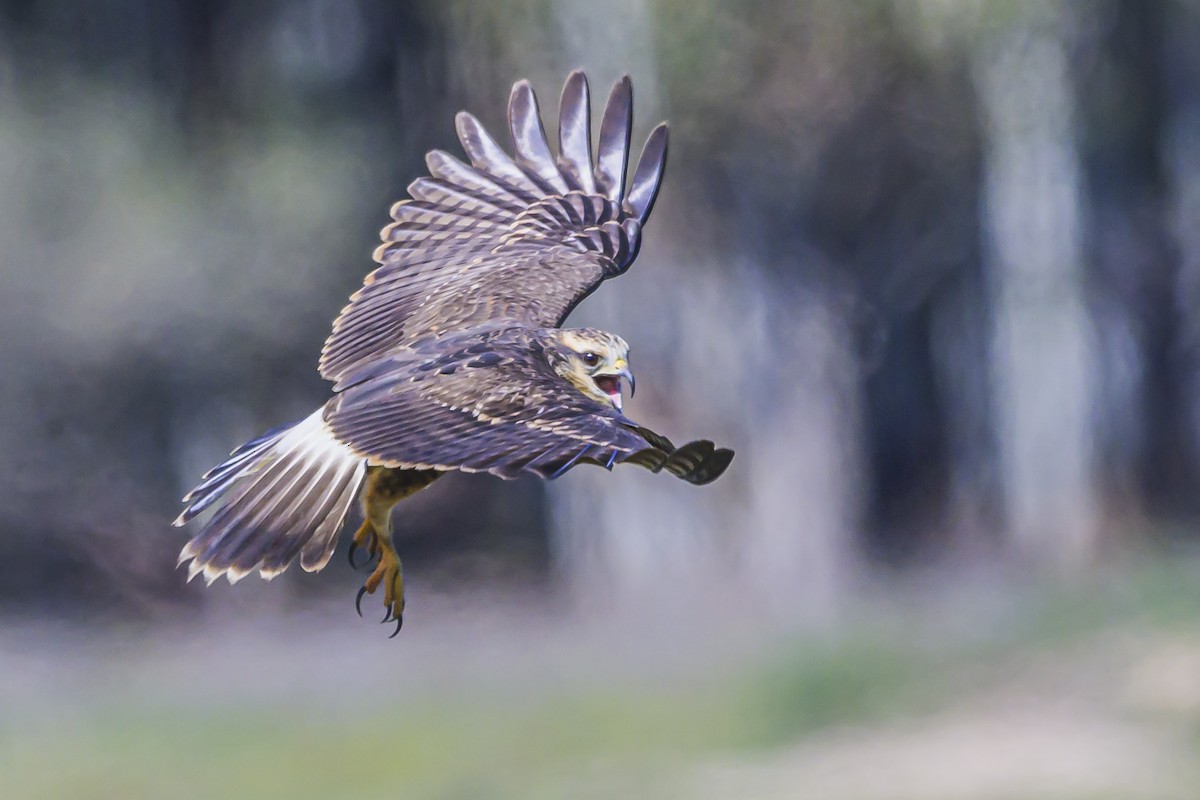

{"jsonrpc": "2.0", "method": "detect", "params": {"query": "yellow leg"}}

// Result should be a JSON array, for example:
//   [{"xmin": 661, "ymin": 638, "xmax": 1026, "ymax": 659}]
[
  {"xmin": 361, "ymin": 547, "xmax": 404, "ymax": 628},
  {"xmin": 348, "ymin": 518, "xmax": 380, "ymax": 565},
  {"xmin": 351, "ymin": 512, "xmax": 405, "ymax": 635},
  {"xmin": 348, "ymin": 467, "xmax": 440, "ymax": 636}
]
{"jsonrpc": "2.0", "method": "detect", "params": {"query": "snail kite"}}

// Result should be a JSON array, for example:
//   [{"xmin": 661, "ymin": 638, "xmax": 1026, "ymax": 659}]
[{"xmin": 174, "ymin": 71, "xmax": 734, "ymax": 634}]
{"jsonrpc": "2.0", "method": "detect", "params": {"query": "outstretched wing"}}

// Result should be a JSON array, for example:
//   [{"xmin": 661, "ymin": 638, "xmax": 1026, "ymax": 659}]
[
  {"xmin": 319, "ymin": 70, "xmax": 668, "ymax": 390},
  {"xmin": 323, "ymin": 328, "xmax": 731, "ymax": 485}
]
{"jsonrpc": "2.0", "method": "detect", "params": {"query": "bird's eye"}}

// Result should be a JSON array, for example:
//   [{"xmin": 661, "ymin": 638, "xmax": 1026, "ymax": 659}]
[{"xmin": 582, "ymin": 351, "xmax": 599, "ymax": 367}]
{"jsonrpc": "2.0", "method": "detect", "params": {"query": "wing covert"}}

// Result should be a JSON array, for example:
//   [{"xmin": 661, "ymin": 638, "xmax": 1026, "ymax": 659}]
[
  {"xmin": 323, "ymin": 328, "xmax": 732, "ymax": 485},
  {"xmin": 319, "ymin": 70, "xmax": 669, "ymax": 390}
]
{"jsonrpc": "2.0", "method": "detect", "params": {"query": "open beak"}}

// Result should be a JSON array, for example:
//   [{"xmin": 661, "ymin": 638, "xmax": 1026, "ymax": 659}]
[{"xmin": 593, "ymin": 363, "xmax": 635, "ymax": 411}]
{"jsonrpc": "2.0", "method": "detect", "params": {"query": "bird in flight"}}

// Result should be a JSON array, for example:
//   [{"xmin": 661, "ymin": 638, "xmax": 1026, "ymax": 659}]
[{"xmin": 174, "ymin": 71, "xmax": 734, "ymax": 635}]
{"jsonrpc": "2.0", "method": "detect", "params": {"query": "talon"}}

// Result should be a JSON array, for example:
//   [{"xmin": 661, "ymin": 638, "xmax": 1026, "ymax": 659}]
[
  {"xmin": 388, "ymin": 615, "xmax": 403, "ymax": 638},
  {"xmin": 350, "ymin": 519, "xmax": 377, "ymax": 571},
  {"xmin": 348, "ymin": 513, "xmax": 403, "ymax": 638}
]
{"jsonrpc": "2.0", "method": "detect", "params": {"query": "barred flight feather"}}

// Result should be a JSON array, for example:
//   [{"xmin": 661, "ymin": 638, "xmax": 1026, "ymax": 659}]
[
  {"xmin": 424, "ymin": 150, "xmax": 527, "ymax": 207},
  {"xmin": 174, "ymin": 410, "xmax": 366, "ymax": 585},
  {"xmin": 318, "ymin": 70, "xmax": 669, "ymax": 387},
  {"xmin": 175, "ymin": 71, "xmax": 733, "ymax": 617},
  {"xmin": 508, "ymin": 81, "xmax": 568, "ymax": 193},
  {"xmin": 455, "ymin": 112, "xmax": 541, "ymax": 195},
  {"xmin": 556, "ymin": 71, "xmax": 595, "ymax": 194},
  {"xmin": 595, "ymin": 77, "xmax": 632, "ymax": 201},
  {"xmin": 625, "ymin": 123, "xmax": 668, "ymax": 222}
]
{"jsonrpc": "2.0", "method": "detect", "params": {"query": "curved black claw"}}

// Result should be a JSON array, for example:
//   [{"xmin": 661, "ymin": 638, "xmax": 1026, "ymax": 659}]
[
  {"xmin": 388, "ymin": 614, "xmax": 403, "ymax": 638},
  {"xmin": 381, "ymin": 606, "xmax": 393, "ymax": 624},
  {"xmin": 348, "ymin": 542, "xmax": 361, "ymax": 570},
  {"xmin": 355, "ymin": 586, "xmax": 368, "ymax": 617}
]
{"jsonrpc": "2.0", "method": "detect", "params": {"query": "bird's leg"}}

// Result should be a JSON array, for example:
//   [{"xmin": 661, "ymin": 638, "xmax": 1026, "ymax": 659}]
[
  {"xmin": 352, "ymin": 500, "xmax": 405, "ymax": 635},
  {"xmin": 348, "ymin": 518, "xmax": 381, "ymax": 568},
  {"xmin": 351, "ymin": 467, "xmax": 440, "ymax": 636}
]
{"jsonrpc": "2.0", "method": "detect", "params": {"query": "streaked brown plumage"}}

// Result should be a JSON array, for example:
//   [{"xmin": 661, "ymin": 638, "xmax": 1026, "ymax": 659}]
[{"xmin": 174, "ymin": 71, "xmax": 734, "ymax": 634}]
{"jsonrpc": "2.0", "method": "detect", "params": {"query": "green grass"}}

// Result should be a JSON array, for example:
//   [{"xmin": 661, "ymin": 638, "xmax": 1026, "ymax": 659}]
[
  {"xmin": 0, "ymin": 637, "xmax": 939, "ymax": 800},
  {"xmin": 8, "ymin": 555, "xmax": 1200, "ymax": 799}
]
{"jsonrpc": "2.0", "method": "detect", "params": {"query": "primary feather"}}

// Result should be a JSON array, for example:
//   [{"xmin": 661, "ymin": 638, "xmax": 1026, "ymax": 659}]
[
  {"xmin": 318, "ymin": 69, "xmax": 668, "ymax": 389},
  {"xmin": 175, "ymin": 71, "xmax": 730, "ymax": 618}
]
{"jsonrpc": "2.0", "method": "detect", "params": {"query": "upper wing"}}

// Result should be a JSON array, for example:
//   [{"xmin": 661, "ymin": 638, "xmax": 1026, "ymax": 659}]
[
  {"xmin": 323, "ymin": 328, "xmax": 731, "ymax": 485},
  {"xmin": 319, "ymin": 71, "xmax": 669, "ymax": 390}
]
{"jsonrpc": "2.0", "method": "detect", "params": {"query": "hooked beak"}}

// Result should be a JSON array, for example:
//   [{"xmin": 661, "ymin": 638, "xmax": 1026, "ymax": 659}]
[
  {"xmin": 614, "ymin": 358, "xmax": 636, "ymax": 399},
  {"xmin": 593, "ymin": 362, "xmax": 636, "ymax": 411}
]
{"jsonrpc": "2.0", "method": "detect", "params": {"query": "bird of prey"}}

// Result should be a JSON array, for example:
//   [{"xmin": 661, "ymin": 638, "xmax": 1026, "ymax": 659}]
[{"xmin": 174, "ymin": 71, "xmax": 734, "ymax": 635}]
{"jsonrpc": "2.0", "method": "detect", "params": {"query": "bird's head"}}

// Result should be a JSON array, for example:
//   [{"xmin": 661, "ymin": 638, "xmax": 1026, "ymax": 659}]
[{"xmin": 549, "ymin": 328, "xmax": 635, "ymax": 411}]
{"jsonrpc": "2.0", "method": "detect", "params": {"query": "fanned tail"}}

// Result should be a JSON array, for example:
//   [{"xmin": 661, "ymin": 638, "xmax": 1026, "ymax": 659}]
[{"xmin": 174, "ymin": 409, "xmax": 366, "ymax": 585}]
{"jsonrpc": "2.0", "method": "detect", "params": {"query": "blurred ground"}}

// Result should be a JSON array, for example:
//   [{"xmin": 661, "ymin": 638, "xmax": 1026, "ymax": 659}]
[
  {"xmin": 5, "ymin": 2, "xmax": 1200, "ymax": 798},
  {"xmin": 5, "ymin": 555, "xmax": 1200, "ymax": 800}
]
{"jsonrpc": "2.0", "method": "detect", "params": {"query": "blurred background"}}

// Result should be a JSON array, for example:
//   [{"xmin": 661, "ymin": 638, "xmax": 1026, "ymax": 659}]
[{"xmin": 5, "ymin": 1, "xmax": 1200, "ymax": 797}]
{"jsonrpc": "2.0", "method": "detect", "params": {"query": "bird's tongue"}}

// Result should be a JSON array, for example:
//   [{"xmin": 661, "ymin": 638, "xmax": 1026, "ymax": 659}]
[{"xmin": 594, "ymin": 375, "xmax": 622, "ymax": 409}]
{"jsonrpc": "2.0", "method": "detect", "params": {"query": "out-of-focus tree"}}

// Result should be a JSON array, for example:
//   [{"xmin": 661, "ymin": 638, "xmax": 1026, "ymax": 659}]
[{"xmin": 2, "ymin": 0, "xmax": 1200, "ymax": 621}]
